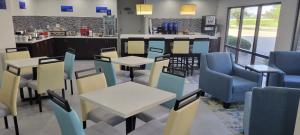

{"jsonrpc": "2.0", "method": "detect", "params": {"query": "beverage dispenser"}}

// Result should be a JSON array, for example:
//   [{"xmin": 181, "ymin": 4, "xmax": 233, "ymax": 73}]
[{"xmin": 201, "ymin": 16, "xmax": 217, "ymax": 36}]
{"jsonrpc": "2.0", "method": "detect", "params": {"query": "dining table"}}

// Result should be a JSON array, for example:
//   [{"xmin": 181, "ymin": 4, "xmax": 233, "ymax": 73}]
[
  {"xmin": 80, "ymin": 82, "xmax": 176, "ymax": 134},
  {"xmin": 111, "ymin": 56, "xmax": 154, "ymax": 81}
]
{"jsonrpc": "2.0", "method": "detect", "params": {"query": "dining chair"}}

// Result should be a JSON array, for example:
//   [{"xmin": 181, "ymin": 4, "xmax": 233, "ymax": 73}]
[
  {"xmin": 47, "ymin": 90, "xmax": 122, "ymax": 135},
  {"xmin": 100, "ymin": 47, "xmax": 120, "ymax": 72},
  {"xmin": 5, "ymin": 47, "xmax": 31, "ymax": 101},
  {"xmin": 64, "ymin": 48, "xmax": 76, "ymax": 95},
  {"xmin": 0, "ymin": 65, "xmax": 21, "ymax": 135},
  {"xmin": 127, "ymin": 38, "xmax": 145, "ymax": 55},
  {"xmin": 137, "ymin": 66, "xmax": 186, "ymax": 122},
  {"xmin": 135, "ymin": 54, "xmax": 170, "ymax": 87},
  {"xmin": 75, "ymin": 68, "xmax": 124, "ymax": 129},
  {"xmin": 94, "ymin": 55, "xmax": 118, "ymax": 86},
  {"xmin": 129, "ymin": 90, "xmax": 201, "ymax": 135},
  {"xmin": 27, "ymin": 57, "xmax": 65, "ymax": 112},
  {"xmin": 145, "ymin": 47, "xmax": 164, "ymax": 70}
]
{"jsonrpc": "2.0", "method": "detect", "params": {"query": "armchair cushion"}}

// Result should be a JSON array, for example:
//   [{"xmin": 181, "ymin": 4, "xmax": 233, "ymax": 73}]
[
  {"xmin": 206, "ymin": 53, "xmax": 233, "ymax": 75},
  {"xmin": 271, "ymin": 52, "xmax": 300, "ymax": 75},
  {"xmin": 284, "ymin": 75, "xmax": 300, "ymax": 88},
  {"xmin": 233, "ymin": 66, "xmax": 262, "ymax": 85},
  {"xmin": 232, "ymin": 76, "xmax": 258, "ymax": 93}
]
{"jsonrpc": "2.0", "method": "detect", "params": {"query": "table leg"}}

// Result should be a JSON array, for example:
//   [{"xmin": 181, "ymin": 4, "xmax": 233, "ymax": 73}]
[
  {"xmin": 129, "ymin": 67, "xmax": 134, "ymax": 81},
  {"xmin": 266, "ymin": 73, "xmax": 270, "ymax": 86},
  {"xmin": 126, "ymin": 115, "xmax": 136, "ymax": 134},
  {"xmin": 32, "ymin": 67, "xmax": 37, "ymax": 80}
]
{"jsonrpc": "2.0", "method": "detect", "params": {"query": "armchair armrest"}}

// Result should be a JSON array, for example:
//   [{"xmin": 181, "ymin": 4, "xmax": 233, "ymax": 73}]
[
  {"xmin": 200, "ymin": 67, "xmax": 233, "ymax": 101},
  {"xmin": 233, "ymin": 65, "xmax": 263, "ymax": 86},
  {"xmin": 268, "ymin": 64, "xmax": 286, "ymax": 87}
]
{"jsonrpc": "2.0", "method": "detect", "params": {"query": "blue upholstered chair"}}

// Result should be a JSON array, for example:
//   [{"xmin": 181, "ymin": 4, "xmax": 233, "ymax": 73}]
[
  {"xmin": 137, "ymin": 66, "xmax": 186, "ymax": 122},
  {"xmin": 268, "ymin": 51, "xmax": 300, "ymax": 88},
  {"xmin": 64, "ymin": 48, "xmax": 76, "ymax": 95},
  {"xmin": 94, "ymin": 55, "xmax": 117, "ymax": 87},
  {"xmin": 47, "ymin": 90, "xmax": 122, "ymax": 135},
  {"xmin": 199, "ymin": 52, "xmax": 262, "ymax": 108},
  {"xmin": 243, "ymin": 87, "xmax": 300, "ymax": 135},
  {"xmin": 145, "ymin": 47, "xmax": 164, "ymax": 70}
]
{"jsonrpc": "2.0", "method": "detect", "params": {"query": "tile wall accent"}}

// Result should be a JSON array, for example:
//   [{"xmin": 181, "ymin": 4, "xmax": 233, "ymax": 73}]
[
  {"xmin": 13, "ymin": 16, "xmax": 104, "ymax": 33},
  {"xmin": 151, "ymin": 18, "xmax": 202, "ymax": 32}
]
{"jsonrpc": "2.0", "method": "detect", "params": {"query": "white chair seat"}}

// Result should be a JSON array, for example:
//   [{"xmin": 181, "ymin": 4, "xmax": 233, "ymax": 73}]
[
  {"xmin": 21, "ymin": 73, "xmax": 33, "ymax": 80},
  {"xmin": 0, "ymin": 103, "xmax": 10, "ymax": 117},
  {"xmin": 27, "ymin": 80, "xmax": 37, "ymax": 90},
  {"xmin": 137, "ymin": 105, "xmax": 170, "ymax": 123},
  {"xmin": 19, "ymin": 78, "xmax": 28, "ymax": 88},
  {"xmin": 128, "ymin": 120, "xmax": 164, "ymax": 135},
  {"xmin": 88, "ymin": 108, "xmax": 124, "ymax": 126},
  {"xmin": 86, "ymin": 121, "xmax": 122, "ymax": 135}
]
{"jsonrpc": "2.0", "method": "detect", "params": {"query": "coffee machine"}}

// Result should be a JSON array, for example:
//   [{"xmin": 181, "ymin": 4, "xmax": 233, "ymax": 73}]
[{"xmin": 201, "ymin": 16, "xmax": 216, "ymax": 36}]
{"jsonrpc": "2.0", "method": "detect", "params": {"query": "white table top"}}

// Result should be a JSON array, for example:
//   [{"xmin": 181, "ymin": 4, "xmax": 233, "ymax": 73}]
[
  {"xmin": 6, "ymin": 56, "xmax": 47, "ymax": 68},
  {"xmin": 246, "ymin": 64, "xmax": 280, "ymax": 73},
  {"xmin": 111, "ymin": 56, "xmax": 154, "ymax": 67},
  {"xmin": 80, "ymin": 82, "xmax": 176, "ymax": 118}
]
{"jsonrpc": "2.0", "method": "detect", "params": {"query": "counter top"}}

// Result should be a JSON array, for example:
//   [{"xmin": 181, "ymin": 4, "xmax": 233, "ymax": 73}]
[
  {"xmin": 120, "ymin": 33, "xmax": 219, "ymax": 40},
  {"xmin": 16, "ymin": 36, "xmax": 118, "ymax": 44}
]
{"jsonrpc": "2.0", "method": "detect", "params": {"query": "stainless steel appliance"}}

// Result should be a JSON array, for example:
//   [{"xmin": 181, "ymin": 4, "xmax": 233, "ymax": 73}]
[{"xmin": 201, "ymin": 16, "xmax": 217, "ymax": 36}]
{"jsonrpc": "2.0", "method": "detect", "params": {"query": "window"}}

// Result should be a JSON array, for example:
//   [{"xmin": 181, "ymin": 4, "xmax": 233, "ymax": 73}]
[{"xmin": 225, "ymin": 3, "xmax": 281, "ymax": 65}]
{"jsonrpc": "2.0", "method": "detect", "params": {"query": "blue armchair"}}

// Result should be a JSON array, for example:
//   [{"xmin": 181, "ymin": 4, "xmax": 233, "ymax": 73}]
[
  {"xmin": 268, "ymin": 51, "xmax": 300, "ymax": 88},
  {"xmin": 243, "ymin": 87, "xmax": 300, "ymax": 135},
  {"xmin": 199, "ymin": 52, "xmax": 262, "ymax": 108}
]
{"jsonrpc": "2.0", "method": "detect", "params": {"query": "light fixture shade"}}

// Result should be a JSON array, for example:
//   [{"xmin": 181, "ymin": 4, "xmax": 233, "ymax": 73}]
[
  {"xmin": 180, "ymin": 4, "xmax": 196, "ymax": 15},
  {"xmin": 136, "ymin": 4, "xmax": 153, "ymax": 15}
]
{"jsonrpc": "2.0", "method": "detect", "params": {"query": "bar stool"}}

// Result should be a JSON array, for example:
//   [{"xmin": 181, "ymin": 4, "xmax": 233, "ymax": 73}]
[
  {"xmin": 127, "ymin": 38, "xmax": 145, "ymax": 56},
  {"xmin": 190, "ymin": 38, "xmax": 210, "ymax": 75},
  {"xmin": 171, "ymin": 38, "xmax": 190, "ymax": 73}
]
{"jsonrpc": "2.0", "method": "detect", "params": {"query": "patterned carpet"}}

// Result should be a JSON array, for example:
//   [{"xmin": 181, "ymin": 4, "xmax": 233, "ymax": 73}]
[{"xmin": 202, "ymin": 97, "xmax": 244, "ymax": 135}]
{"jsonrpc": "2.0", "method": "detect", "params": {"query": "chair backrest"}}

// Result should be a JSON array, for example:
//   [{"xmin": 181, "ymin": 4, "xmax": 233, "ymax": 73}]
[
  {"xmin": 5, "ymin": 47, "xmax": 30, "ymax": 60},
  {"xmin": 163, "ymin": 90, "xmax": 201, "ymax": 135},
  {"xmin": 205, "ymin": 52, "xmax": 234, "ymax": 75},
  {"xmin": 145, "ymin": 47, "xmax": 164, "ymax": 70},
  {"xmin": 172, "ymin": 38, "xmax": 190, "ymax": 54},
  {"xmin": 75, "ymin": 68, "xmax": 107, "ymax": 121},
  {"xmin": 0, "ymin": 65, "xmax": 20, "ymax": 116},
  {"xmin": 94, "ymin": 55, "xmax": 117, "ymax": 87},
  {"xmin": 64, "ymin": 48, "xmax": 76, "ymax": 79},
  {"xmin": 294, "ymin": 99, "xmax": 300, "ymax": 135},
  {"xmin": 148, "ymin": 54, "xmax": 170, "ymax": 87},
  {"xmin": 37, "ymin": 57, "xmax": 64, "ymax": 94},
  {"xmin": 148, "ymin": 38, "xmax": 165, "ymax": 53},
  {"xmin": 5, "ymin": 47, "xmax": 32, "ymax": 75},
  {"xmin": 157, "ymin": 66, "xmax": 186, "ymax": 109},
  {"xmin": 192, "ymin": 39, "xmax": 210, "ymax": 54},
  {"xmin": 48, "ymin": 90, "xmax": 85, "ymax": 135},
  {"xmin": 128, "ymin": 38, "xmax": 145, "ymax": 54},
  {"xmin": 101, "ymin": 47, "xmax": 120, "ymax": 72},
  {"xmin": 249, "ymin": 87, "xmax": 300, "ymax": 135},
  {"xmin": 269, "ymin": 51, "xmax": 300, "ymax": 75}
]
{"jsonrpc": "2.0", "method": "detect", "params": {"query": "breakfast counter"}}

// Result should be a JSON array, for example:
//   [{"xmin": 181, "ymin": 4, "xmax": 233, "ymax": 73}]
[
  {"xmin": 16, "ymin": 36, "xmax": 118, "ymax": 60},
  {"xmin": 120, "ymin": 33, "xmax": 219, "ymax": 40}
]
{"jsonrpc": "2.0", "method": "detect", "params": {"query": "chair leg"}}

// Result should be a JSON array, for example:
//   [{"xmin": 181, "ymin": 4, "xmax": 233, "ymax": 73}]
[
  {"xmin": 13, "ymin": 116, "xmax": 19, "ymax": 135},
  {"xmin": 28, "ymin": 88, "xmax": 33, "ymax": 105},
  {"xmin": 19, "ymin": 88, "xmax": 25, "ymax": 101},
  {"xmin": 37, "ymin": 92, "xmax": 42, "ymax": 112},
  {"xmin": 223, "ymin": 102, "xmax": 231, "ymax": 109},
  {"xmin": 83, "ymin": 121, "xmax": 87, "ymax": 129},
  {"xmin": 4, "ymin": 116, "xmax": 8, "ymax": 129},
  {"xmin": 61, "ymin": 89, "xmax": 65, "ymax": 99},
  {"xmin": 64, "ymin": 79, "xmax": 67, "ymax": 90},
  {"xmin": 70, "ymin": 80, "xmax": 74, "ymax": 95},
  {"xmin": 199, "ymin": 90, "xmax": 205, "ymax": 96}
]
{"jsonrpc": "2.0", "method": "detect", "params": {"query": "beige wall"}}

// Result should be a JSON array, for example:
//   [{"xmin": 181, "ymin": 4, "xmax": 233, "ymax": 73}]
[
  {"xmin": 0, "ymin": 0, "xmax": 15, "ymax": 86},
  {"xmin": 216, "ymin": 0, "xmax": 299, "ymax": 51}
]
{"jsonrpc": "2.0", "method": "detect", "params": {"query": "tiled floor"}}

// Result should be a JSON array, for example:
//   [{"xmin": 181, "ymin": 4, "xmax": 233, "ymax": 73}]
[{"xmin": 0, "ymin": 60, "xmax": 233, "ymax": 135}]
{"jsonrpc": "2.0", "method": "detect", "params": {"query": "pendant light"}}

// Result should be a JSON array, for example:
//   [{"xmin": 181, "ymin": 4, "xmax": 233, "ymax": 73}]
[
  {"xmin": 180, "ymin": 4, "xmax": 196, "ymax": 15},
  {"xmin": 136, "ymin": 4, "xmax": 153, "ymax": 15}
]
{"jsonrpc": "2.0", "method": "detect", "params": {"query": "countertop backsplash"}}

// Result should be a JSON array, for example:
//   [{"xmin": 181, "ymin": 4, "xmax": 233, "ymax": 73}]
[{"xmin": 13, "ymin": 16, "xmax": 104, "ymax": 33}]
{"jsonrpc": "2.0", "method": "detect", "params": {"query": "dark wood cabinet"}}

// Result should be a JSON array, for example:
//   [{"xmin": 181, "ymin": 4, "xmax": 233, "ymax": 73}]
[{"xmin": 16, "ymin": 37, "xmax": 118, "ymax": 60}]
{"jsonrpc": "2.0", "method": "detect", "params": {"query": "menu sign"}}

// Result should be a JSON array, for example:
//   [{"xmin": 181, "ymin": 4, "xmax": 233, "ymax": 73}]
[
  {"xmin": 61, "ymin": 5, "xmax": 73, "ymax": 12},
  {"xmin": 0, "ymin": 0, "xmax": 6, "ymax": 9},
  {"xmin": 96, "ymin": 6, "xmax": 107, "ymax": 13}
]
